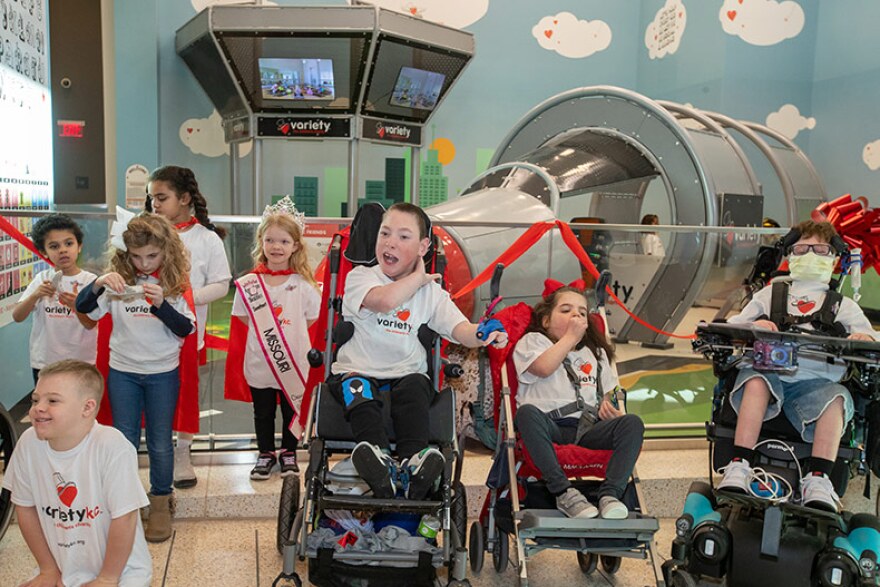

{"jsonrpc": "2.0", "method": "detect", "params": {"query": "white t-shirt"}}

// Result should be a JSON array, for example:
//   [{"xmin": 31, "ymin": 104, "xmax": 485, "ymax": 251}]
[
  {"xmin": 19, "ymin": 269, "xmax": 98, "ymax": 369},
  {"xmin": 86, "ymin": 275, "xmax": 195, "ymax": 374},
  {"xmin": 179, "ymin": 224, "xmax": 231, "ymax": 349},
  {"xmin": 641, "ymin": 233, "xmax": 665, "ymax": 256},
  {"xmin": 3, "ymin": 423, "xmax": 152, "ymax": 587},
  {"xmin": 513, "ymin": 332, "xmax": 619, "ymax": 418},
  {"xmin": 231, "ymin": 274, "xmax": 322, "ymax": 390},
  {"xmin": 728, "ymin": 278, "xmax": 879, "ymax": 382},
  {"xmin": 331, "ymin": 265, "xmax": 467, "ymax": 379}
]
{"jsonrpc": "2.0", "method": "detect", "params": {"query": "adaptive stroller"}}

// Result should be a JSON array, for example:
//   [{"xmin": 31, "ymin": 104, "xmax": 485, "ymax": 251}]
[
  {"xmin": 665, "ymin": 321, "xmax": 880, "ymax": 587},
  {"xmin": 468, "ymin": 266, "xmax": 664, "ymax": 587},
  {"xmin": 273, "ymin": 203, "xmax": 470, "ymax": 587}
]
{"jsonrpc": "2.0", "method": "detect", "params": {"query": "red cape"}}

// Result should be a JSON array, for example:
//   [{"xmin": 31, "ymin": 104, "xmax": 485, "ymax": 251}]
[{"xmin": 95, "ymin": 289, "xmax": 200, "ymax": 434}]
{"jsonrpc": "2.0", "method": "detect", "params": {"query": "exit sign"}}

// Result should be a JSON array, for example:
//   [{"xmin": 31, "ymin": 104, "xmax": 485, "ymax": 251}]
[{"xmin": 57, "ymin": 120, "xmax": 85, "ymax": 138}]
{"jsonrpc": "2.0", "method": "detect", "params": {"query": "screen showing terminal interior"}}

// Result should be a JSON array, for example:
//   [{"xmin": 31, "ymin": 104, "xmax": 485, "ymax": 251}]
[
  {"xmin": 258, "ymin": 58, "xmax": 335, "ymax": 101},
  {"xmin": 389, "ymin": 66, "xmax": 445, "ymax": 111}
]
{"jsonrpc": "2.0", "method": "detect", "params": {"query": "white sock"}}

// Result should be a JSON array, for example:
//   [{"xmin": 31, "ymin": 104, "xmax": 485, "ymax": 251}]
[{"xmin": 177, "ymin": 438, "xmax": 192, "ymax": 450}]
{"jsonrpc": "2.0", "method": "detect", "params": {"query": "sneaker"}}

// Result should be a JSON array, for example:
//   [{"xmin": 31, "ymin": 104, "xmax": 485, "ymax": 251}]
[
  {"xmin": 717, "ymin": 459, "xmax": 751, "ymax": 493},
  {"xmin": 279, "ymin": 451, "xmax": 299, "ymax": 477},
  {"xmin": 556, "ymin": 487, "xmax": 598, "ymax": 519},
  {"xmin": 402, "ymin": 448, "xmax": 445, "ymax": 500},
  {"xmin": 801, "ymin": 473, "xmax": 840, "ymax": 513},
  {"xmin": 351, "ymin": 442, "xmax": 398, "ymax": 498},
  {"xmin": 173, "ymin": 444, "xmax": 198, "ymax": 489},
  {"xmin": 250, "ymin": 452, "xmax": 277, "ymax": 481},
  {"xmin": 598, "ymin": 495, "xmax": 628, "ymax": 520}
]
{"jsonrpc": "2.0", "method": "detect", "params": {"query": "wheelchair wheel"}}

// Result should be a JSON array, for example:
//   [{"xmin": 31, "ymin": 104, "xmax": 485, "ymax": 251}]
[
  {"xmin": 468, "ymin": 521, "xmax": 484, "ymax": 573},
  {"xmin": 276, "ymin": 474, "xmax": 300, "ymax": 555},
  {"xmin": 599, "ymin": 555, "xmax": 621, "ymax": 574},
  {"xmin": 451, "ymin": 481, "xmax": 468, "ymax": 548},
  {"xmin": 0, "ymin": 406, "xmax": 17, "ymax": 543},
  {"xmin": 492, "ymin": 528, "xmax": 509, "ymax": 572},
  {"xmin": 577, "ymin": 551, "xmax": 597, "ymax": 575},
  {"xmin": 670, "ymin": 567, "xmax": 698, "ymax": 587}
]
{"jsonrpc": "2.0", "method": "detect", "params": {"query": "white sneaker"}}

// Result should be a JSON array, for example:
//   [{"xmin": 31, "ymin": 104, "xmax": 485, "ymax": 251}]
[
  {"xmin": 173, "ymin": 444, "xmax": 197, "ymax": 489},
  {"xmin": 598, "ymin": 495, "xmax": 628, "ymax": 519},
  {"xmin": 556, "ymin": 487, "xmax": 598, "ymax": 519},
  {"xmin": 801, "ymin": 473, "xmax": 840, "ymax": 513},
  {"xmin": 717, "ymin": 459, "xmax": 751, "ymax": 493}
]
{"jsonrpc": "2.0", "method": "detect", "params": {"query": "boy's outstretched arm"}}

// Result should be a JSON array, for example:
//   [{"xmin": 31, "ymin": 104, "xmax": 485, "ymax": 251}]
[
  {"xmin": 452, "ymin": 320, "xmax": 508, "ymax": 349},
  {"xmin": 16, "ymin": 505, "xmax": 63, "ymax": 587},
  {"xmin": 83, "ymin": 510, "xmax": 139, "ymax": 587}
]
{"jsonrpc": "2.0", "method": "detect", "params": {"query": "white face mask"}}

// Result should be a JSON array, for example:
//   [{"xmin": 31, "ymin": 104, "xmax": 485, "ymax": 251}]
[{"xmin": 788, "ymin": 251, "xmax": 836, "ymax": 283}]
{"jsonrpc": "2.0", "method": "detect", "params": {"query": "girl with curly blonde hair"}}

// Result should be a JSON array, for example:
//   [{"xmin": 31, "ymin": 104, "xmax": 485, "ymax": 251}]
[{"xmin": 75, "ymin": 212, "xmax": 195, "ymax": 543}]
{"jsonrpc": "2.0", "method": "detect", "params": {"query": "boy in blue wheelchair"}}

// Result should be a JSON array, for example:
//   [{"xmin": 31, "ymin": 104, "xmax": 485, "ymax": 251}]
[
  {"xmin": 328, "ymin": 202, "xmax": 508, "ymax": 500},
  {"xmin": 719, "ymin": 220, "xmax": 878, "ymax": 512}
]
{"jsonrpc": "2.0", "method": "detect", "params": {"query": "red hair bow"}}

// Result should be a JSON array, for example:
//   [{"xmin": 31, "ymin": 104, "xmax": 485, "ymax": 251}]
[{"xmin": 542, "ymin": 278, "xmax": 587, "ymax": 298}]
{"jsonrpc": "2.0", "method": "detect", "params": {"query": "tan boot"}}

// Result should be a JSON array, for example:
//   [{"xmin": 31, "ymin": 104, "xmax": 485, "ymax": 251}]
[{"xmin": 145, "ymin": 493, "xmax": 173, "ymax": 543}]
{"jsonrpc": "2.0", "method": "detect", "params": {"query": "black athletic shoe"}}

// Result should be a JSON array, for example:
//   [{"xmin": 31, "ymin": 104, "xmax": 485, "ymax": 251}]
[
  {"xmin": 279, "ymin": 451, "xmax": 299, "ymax": 476},
  {"xmin": 250, "ymin": 452, "xmax": 277, "ymax": 481},
  {"xmin": 351, "ymin": 442, "xmax": 398, "ymax": 498},
  {"xmin": 402, "ymin": 447, "xmax": 445, "ymax": 500}
]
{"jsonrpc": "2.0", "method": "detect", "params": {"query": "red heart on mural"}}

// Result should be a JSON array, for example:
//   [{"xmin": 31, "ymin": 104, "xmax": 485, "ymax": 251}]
[
  {"xmin": 186, "ymin": 128, "xmax": 193, "ymax": 134},
  {"xmin": 57, "ymin": 482, "xmax": 77, "ymax": 507},
  {"xmin": 396, "ymin": 309, "xmax": 411, "ymax": 322},
  {"xmin": 580, "ymin": 363, "xmax": 593, "ymax": 375},
  {"xmin": 727, "ymin": 10, "xmax": 737, "ymax": 21},
  {"xmin": 796, "ymin": 300, "xmax": 816, "ymax": 314},
  {"xmin": 544, "ymin": 29, "xmax": 553, "ymax": 39}
]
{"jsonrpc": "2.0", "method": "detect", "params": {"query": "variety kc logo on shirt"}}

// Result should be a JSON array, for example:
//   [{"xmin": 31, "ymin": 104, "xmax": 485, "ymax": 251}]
[{"xmin": 54, "ymin": 472, "xmax": 77, "ymax": 507}]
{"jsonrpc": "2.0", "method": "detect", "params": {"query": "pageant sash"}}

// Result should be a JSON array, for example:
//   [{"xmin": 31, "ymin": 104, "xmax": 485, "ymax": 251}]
[{"xmin": 235, "ymin": 273, "xmax": 307, "ymax": 438}]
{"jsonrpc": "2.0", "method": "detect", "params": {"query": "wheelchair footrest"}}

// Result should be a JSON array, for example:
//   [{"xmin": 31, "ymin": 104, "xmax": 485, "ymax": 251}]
[
  {"xmin": 320, "ymin": 494, "xmax": 444, "ymax": 513},
  {"xmin": 516, "ymin": 509, "xmax": 659, "ymax": 542}
]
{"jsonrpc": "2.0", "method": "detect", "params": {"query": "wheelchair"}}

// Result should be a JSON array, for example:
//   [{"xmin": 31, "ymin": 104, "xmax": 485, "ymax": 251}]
[
  {"xmin": 664, "ymin": 322, "xmax": 880, "ymax": 587},
  {"xmin": 467, "ymin": 269, "xmax": 664, "ymax": 587},
  {"xmin": 0, "ymin": 400, "xmax": 17, "ymax": 542},
  {"xmin": 273, "ymin": 204, "xmax": 470, "ymax": 587}
]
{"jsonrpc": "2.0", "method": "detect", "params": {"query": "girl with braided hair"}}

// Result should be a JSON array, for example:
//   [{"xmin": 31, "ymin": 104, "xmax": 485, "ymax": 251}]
[{"xmin": 147, "ymin": 166, "xmax": 232, "ymax": 488}]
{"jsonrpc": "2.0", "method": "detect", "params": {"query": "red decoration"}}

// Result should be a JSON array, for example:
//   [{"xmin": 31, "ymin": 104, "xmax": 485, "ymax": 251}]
[{"xmin": 812, "ymin": 194, "xmax": 880, "ymax": 274}]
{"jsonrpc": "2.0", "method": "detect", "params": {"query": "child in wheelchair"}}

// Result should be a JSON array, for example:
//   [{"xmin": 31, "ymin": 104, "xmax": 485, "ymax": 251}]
[
  {"xmin": 328, "ymin": 202, "xmax": 508, "ymax": 500},
  {"xmin": 719, "ymin": 219, "xmax": 878, "ymax": 512},
  {"xmin": 513, "ymin": 280, "xmax": 644, "ymax": 519}
]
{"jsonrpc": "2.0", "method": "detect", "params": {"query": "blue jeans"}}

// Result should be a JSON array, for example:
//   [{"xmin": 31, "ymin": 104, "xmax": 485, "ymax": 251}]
[{"xmin": 108, "ymin": 368, "xmax": 179, "ymax": 496}]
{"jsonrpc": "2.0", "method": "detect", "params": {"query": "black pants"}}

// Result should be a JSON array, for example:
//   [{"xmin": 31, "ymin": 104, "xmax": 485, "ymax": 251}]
[
  {"xmin": 249, "ymin": 386, "xmax": 297, "ymax": 454},
  {"xmin": 328, "ymin": 372, "xmax": 434, "ymax": 461},
  {"xmin": 515, "ymin": 403, "xmax": 644, "ymax": 500}
]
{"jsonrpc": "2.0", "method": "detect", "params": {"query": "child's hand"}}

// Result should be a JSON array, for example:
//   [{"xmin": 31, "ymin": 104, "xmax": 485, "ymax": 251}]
[
  {"xmin": 33, "ymin": 281, "xmax": 56, "ymax": 300},
  {"xmin": 413, "ymin": 258, "xmax": 441, "ymax": 286},
  {"xmin": 142, "ymin": 282, "xmax": 164, "ymax": 308},
  {"xmin": 57, "ymin": 291, "xmax": 77, "ymax": 310},
  {"xmin": 564, "ymin": 314, "xmax": 589, "ymax": 343},
  {"xmin": 752, "ymin": 319, "xmax": 778, "ymax": 332},
  {"xmin": 476, "ymin": 318, "xmax": 508, "ymax": 348},
  {"xmin": 19, "ymin": 569, "xmax": 63, "ymax": 587},
  {"xmin": 848, "ymin": 332, "xmax": 874, "ymax": 341},
  {"xmin": 83, "ymin": 576, "xmax": 119, "ymax": 587},
  {"xmin": 598, "ymin": 398, "xmax": 624, "ymax": 420},
  {"xmin": 483, "ymin": 329, "xmax": 508, "ymax": 349},
  {"xmin": 96, "ymin": 272, "xmax": 126, "ymax": 293}
]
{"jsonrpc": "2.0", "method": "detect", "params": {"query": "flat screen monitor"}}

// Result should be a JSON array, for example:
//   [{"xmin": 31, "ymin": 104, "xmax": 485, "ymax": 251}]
[
  {"xmin": 258, "ymin": 58, "xmax": 335, "ymax": 101},
  {"xmin": 389, "ymin": 67, "xmax": 446, "ymax": 111}
]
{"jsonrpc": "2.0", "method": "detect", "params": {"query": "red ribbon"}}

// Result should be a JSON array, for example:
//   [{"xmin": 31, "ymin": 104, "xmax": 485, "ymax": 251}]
[
  {"xmin": 812, "ymin": 193, "xmax": 880, "ymax": 274},
  {"xmin": 252, "ymin": 264, "xmax": 294, "ymax": 276},
  {"xmin": 174, "ymin": 217, "xmax": 200, "ymax": 230},
  {"xmin": 542, "ymin": 278, "xmax": 587, "ymax": 298},
  {"xmin": 0, "ymin": 215, "xmax": 53, "ymax": 265}
]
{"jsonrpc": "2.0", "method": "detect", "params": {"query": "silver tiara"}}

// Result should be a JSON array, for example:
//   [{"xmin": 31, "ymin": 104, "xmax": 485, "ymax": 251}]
[{"xmin": 262, "ymin": 195, "xmax": 305, "ymax": 231}]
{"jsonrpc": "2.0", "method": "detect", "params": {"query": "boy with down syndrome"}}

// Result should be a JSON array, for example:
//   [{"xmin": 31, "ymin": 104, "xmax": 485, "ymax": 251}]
[
  {"xmin": 719, "ymin": 220, "xmax": 878, "ymax": 512},
  {"xmin": 3, "ymin": 360, "xmax": 151, "ymax": 587},
  {"xmin": 330, "ymin": 202, "xmax": 508, "ymax": 500}
]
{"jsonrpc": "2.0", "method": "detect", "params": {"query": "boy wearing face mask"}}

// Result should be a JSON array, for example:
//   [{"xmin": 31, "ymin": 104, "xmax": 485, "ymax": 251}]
[{"xmin": 718, "ymin": 220, "xmax": 878, "ymax": 512}]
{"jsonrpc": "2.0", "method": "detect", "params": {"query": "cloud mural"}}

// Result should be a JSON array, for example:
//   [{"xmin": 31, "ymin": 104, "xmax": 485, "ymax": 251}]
[
  {"xmin": 645, "ymin": 0, "xmax": 686, "ymax": 59},
  {"xmin": 179, "ymin": 110, "xmax": 252, "ymax": 158},
  {"xmin": 532, "ymin": 12, "xmax": 612, "ymax": 59},
  {"xmin": 191, "ymin": 0, "xmax": 275, "ymax": 12},
  {"xmin": 719, "ymin": 0, "xmax": 804, "ymax": 46},
  {"xmin": 348, "ymin": 0, "xmax": 489, "ymax": 29},
  {"xmin": 864, "ymin": 140, "xmax": 880, "ymax": 171},
  {"xmin": 765, "ymin": 104, "xmax": 815, "ymax": 139}
]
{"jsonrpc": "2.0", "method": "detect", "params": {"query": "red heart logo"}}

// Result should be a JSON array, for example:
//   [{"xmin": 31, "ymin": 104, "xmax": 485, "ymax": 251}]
[
  {"xmin": 727, "ymin": 10, "xmax": 737, "ymax": 21},
  {"xmin": 580, "ymin": 363, "xmax": 593, "ymax": 375},
  {"xmin": 57, "ymin": 482, "xmax": 78, "ymax": 507},
  {"xmin": 396, "ymin": 309, "xmax": 411, "ymax": 321},
  {"xmin": 544, "ymin": 29, "xmax": 553, "ymax": 39},
  {"xmin": 377, "ymin": 127, "xmax": 386, "ymax": 138},
  {"xmin": 274, "ymin": 306, "xmax": 283, "ymax": 318},
  {"xmin": 553, "ymin": 20, "xmax": 558, "ymax": 25},
  {"xmin": 186, "ymin": 128, "xmax": 193, "ymax": 134},
  {"xmin": 738, "ymin": 0, "xmax": 743, "ymax": 3},
  {"xmin": 409, "ymin": 7, "xmax": 417, "ymax": 14},
  {"xmin": 796, "ymin": 300, "xmax": 816, "ymax": 314},
  {"xmin": 280, "ymin": 123, "xmax": 290, "ymax": 134}
]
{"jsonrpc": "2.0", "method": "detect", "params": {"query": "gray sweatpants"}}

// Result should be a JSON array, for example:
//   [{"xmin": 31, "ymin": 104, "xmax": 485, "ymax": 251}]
[{"xmin": 515, "ymin": 403, "xmax": 644, "ymax": 499}]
